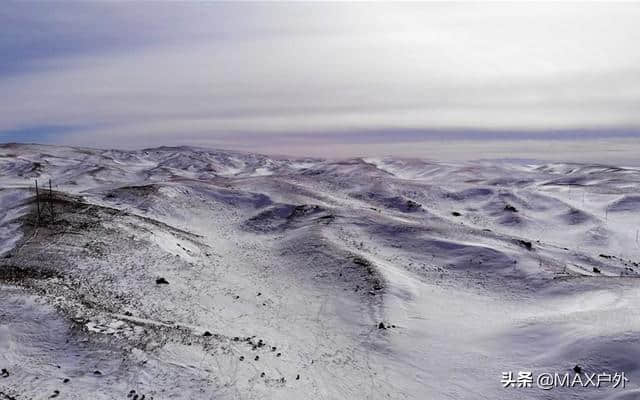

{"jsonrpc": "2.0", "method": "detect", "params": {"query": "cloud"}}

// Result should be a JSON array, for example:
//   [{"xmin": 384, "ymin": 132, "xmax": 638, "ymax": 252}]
[{"xmin": 1, "ymin": 2, "xmax": 640, "ymax": 158}]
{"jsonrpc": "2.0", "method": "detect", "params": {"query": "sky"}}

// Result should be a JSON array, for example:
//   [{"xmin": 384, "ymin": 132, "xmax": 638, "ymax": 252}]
[{"xmin": 1, "ymin": 2, "xmax": 640, "ymax": 161}]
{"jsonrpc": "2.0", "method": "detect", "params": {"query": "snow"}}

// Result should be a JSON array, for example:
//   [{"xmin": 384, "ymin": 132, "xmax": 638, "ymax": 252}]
[{"xmin": 1, "ymin": 143, "xmax": 640, "ymax": 399}]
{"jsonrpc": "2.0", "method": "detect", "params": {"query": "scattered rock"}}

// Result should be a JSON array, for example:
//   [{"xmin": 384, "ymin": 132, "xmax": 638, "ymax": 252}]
[
  {"xmin": 352, "ymin": 257, "xmax": 370, "ymax": 267},
  {"xmin": 573, "ymin": 365, "xmax": 582, "ymax": 374},
  {"xmin": 406, "ymin": 200, "xmax": 421, "ymax": 210},
  {"xmin": 517, "ymin": 240, "xmax": 533, "ymax": 251},
  {"xmin": 155, "ymin": 277, "xmax": 169, "ymax": 285}
]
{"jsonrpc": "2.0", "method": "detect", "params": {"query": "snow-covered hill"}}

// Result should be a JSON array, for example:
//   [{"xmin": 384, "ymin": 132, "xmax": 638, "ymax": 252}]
[{"xmin": 1, "ymin": 143, "xmax": 640, "ymax": 399}]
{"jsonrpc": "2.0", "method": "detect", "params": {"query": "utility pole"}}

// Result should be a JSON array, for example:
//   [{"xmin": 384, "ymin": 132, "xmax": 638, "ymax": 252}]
[
  {"xmin": 35, "ymin": 179, "xmax": 41, "ymax": 224},
  {"xmin": 49, "ymin": 179, "xmax": 54, "ymax": 223}
]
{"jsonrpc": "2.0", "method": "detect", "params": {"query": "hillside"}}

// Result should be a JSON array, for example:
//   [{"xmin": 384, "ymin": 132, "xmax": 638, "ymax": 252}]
[{"xmin": 1, "ymin": 143, "xmax": 640, "ymax": 399}]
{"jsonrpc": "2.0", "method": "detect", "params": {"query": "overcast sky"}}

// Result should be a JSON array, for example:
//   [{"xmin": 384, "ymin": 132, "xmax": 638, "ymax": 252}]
[{"xmin": 1, "ymin": 2, "xmax": 640, "ymax": 160}]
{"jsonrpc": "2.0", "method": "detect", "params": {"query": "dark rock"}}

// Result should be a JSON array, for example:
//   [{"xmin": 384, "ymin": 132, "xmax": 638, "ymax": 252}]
[
  {"xmin": 260, "ymin": 372, "xmax": 265, "ymax": 378},
  {"xmin": 296, "ymin": 374, "xmax": 300, "ymax": 380},
  {"xmin": 233, "ymin": 337, "xmax": 239, "ymax": 342},
  {"xmin": 63, "ymin": 378, "xmax": 70, "ymax": 383},
  {"xmin": 50, "ymin": 390, "xmax": 60, "ymax": 399},
  {"xmin": 255, "ymin": 355, "xmax": 259, "ymax": 361},
  {"xmin": 239, "ymin": 356, "xmax": 244, "ymax": 361},
  {"xmin": 0, "ymin": 390, "xmax": 17, "ymax": 400},
  {"xmin": 155, "ymin": 277, "xmax": 169, "ymax": 285},
  {"xmin": 352, "ymin": 257, "xmax": 370, "ymax": 267},
  {"xmin": 593, "ymin": 267, "xmax": 601, "ymax": 274},
  {"xmin": 405, "ymin": 200, "xmax": 421, "ymax": 210},
  {"xmin": 504, "ymin": 204, "xmax": 518, "ymax": 212},
  {"xmin": 276, "ymin": 353, "xmax": 281, "ymax": 357},
  {"xmin": 573, "ymin": 365, "xmax": 582, "ymax": 374},
  {"xmin": 451, "ymin": 212, "xmax": 461, "ymax": 217},
  {"xmin": 1, "ymin": 368, "xmax": 9, "ymax": 377},
  {"xmin": 517, "ymin": 240, "xmax": 533, "ymax": 250},
  {"xmin": 203, "ymin": 331, "xmax": 212, "ymax": 337},
  {"xmin": 93, "ymin": 370, "xmax": 102, "ymax": 376},
  {"xmin": 599, "ymin": 254, "xmax": 612, "ymax": 259},
  {"xmin": 257, "ymin": 292, "xmax": 261, "ymax": 296},
  {"xmin": 378, "ymin": 322, "xmax": 386, "ymax": 330},
  {"xmin": 271, "ymin": 346, "xmax": 276, "ymax": 351}
]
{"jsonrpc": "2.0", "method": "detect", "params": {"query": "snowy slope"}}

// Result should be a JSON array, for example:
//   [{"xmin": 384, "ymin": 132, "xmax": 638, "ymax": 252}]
[{"xmin": 1, "ymin": 143, "xmax": 640, "ymax": 399}]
